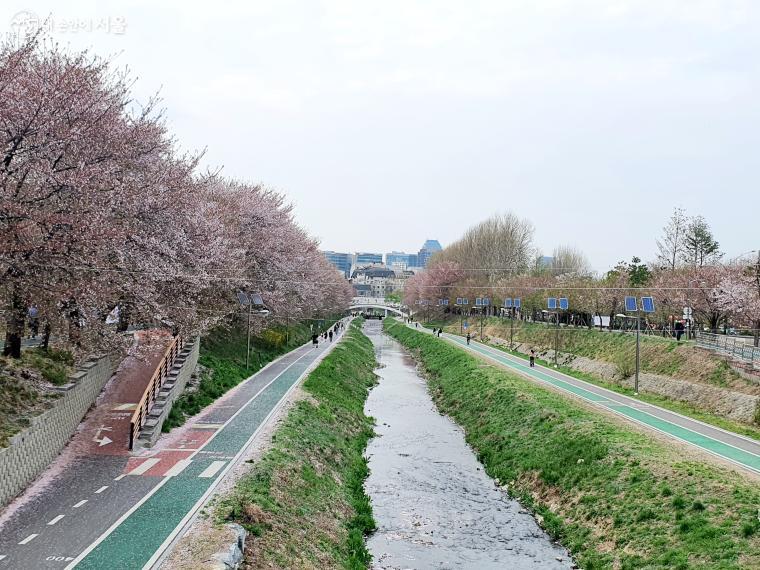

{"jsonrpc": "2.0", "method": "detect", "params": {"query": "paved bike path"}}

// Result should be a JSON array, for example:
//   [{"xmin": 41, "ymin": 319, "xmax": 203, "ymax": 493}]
[
  {"xmin": 0, "ymin": 326, "xmax": 344, "ymax": 570},
  {"xmin": 68, "ymin": 332, "xmax": 341, "ymax": 570},
  {"xmin": 408, "ymin": 324, "xmax": 760, "ymax": 474}
]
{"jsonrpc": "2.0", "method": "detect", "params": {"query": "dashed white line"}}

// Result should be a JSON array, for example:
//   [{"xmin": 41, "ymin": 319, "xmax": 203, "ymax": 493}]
[
  {"xmin": 198, "ymin": 460, "xmax": 226, "ymax": 478},
  {"xmin": 47, "ymin": 515, "xmax": 65, "ymax": 526},
  {"xmin": 128, "ymin": 458, "xmax": 160, "ymax": 475},
  {"xmin": 73, "ymin": 500, "xmax": 88, "ymax": 508},
  {"xmin": 18, "ymin": 534, "xmax": 38, "ymax": 545},
  {"xmin": 114, "ymin": 474, "xmax": 126, "ymax": 481},
  {"xmin": 164, "ymin": 459, "xmax": 192, "ymax": 477},
  {"xmin": 95, "ymin": 486, "xmax": 109, "ymax": 494}
]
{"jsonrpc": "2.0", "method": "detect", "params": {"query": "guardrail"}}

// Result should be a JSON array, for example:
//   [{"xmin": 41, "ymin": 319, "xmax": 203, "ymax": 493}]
[
  {"xmin": 128, "ymin": 335, "xmax": 183, "ymax": 450},
  {"xmin": 696, "ymin": 331, "xmax": 760, "ymax": 367}
]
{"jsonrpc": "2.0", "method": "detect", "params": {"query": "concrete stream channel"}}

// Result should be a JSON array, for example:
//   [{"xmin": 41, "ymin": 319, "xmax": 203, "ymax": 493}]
[{"xmin": 362, "ymin": 320, "xmax": 573, "ymax": 569}]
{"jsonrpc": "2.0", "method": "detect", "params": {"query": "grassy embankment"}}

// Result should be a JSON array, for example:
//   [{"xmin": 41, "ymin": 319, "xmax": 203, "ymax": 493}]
[
  {"xmin": 434, "ymin": 317, "xmax": 749, "ymax": 388},
  {"xmin": 0, "ymin": 347, "xmax": 73, "ymax": 447},
  {"xmin": 164, "ymin": 321, "xmax": 332, "ymax": 431},
  {"xmin": 428, "ymin": 316, "xmax": 760, "ymax": 438},
  {"xmin": 386, "ymin": 319, "xmax": 760, "ymax": 569},
  {"xmin": 216, "ymin": 319, "xmax": 377, "ymax": 568}
]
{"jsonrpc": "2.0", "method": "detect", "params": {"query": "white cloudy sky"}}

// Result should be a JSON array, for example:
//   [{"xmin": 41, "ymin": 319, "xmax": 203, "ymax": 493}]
[{"xmin": 3, "ymin": 1, "xmax": 758, "ymax": 271}]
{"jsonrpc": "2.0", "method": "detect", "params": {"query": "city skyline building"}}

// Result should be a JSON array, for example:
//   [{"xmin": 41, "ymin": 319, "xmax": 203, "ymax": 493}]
[{"xmin": 417, "ymin": 239, "xmax": 443, "ymax": 268}]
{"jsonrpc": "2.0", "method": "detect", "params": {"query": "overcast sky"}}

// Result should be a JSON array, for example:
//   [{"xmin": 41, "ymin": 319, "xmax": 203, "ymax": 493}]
[{"xmin": 4, "ymin": 1, "xmax": 758, "ymax": 272}]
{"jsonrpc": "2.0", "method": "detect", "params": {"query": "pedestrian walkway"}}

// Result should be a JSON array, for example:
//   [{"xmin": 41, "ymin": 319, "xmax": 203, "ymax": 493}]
[
  {"xmin": 407, "ymin": 323, "xmax": 760, "ymax": 475},
  {"xmin": 0, "ymin": 322, "xmax": 346, "ymax": 570}
]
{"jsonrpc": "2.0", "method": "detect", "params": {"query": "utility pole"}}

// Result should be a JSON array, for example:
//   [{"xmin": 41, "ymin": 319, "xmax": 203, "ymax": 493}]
[
  {"xmin": 635, "ymin": 310, "xmax": 640, "ymax": 394},
  {"xmin": 246, "ymin": 301, "xmax": 252, "ymax": 370},
  {"xmin": 510, "ymin": 307, "xmax": 515, "ymax": 349}
]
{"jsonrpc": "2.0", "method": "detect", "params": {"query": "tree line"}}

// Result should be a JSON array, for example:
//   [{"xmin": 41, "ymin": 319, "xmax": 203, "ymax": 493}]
[
  {"xmin": 0, "ymin": 34, "xmax": 352, "ymax": 359},
  {"xmin": 405, "ymin": 210, "xmax": 760, "ymax": 346}
]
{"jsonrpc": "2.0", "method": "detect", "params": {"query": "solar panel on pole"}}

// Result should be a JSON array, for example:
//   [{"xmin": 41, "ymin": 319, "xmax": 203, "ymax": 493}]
[
  {"xmin": 483, "ymin": 298, "xmax": 490, "ymax": 306},
  {"xmin": 547, "ymin": 298, "xmax": 557, "ymax": 310},
  {"xmin": 514, "ymin": 298, "xmax": 521, "ymax": 308},
  {"xmin": 559, "ymin": 298, "xmax": 569, "ymax": 310},
  {"xmin": 641, "ymin": 297, "xmax": 655, "ymax": 313},
  {"xmin": 624, "ymin": 296, "xmax": 637, "ymax": 312},
  {"xmin": 504, "ymin": 298, "xmax": 513, "ymax": 308},
  {"xmin": 237, "ymin": 291, "xmax": 250, "ymax": 305}
]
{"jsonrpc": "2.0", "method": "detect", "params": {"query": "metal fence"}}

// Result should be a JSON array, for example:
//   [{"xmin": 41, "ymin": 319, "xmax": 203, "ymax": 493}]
[{"xmin": 695, "ymin": 331, "xmax": 760, "ymax": 367}]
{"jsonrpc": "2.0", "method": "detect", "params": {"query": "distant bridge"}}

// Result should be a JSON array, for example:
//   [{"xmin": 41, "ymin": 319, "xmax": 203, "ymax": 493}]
[{"xmin": 349, "ymin": 297, "xmax": 407, "ymax": 317}]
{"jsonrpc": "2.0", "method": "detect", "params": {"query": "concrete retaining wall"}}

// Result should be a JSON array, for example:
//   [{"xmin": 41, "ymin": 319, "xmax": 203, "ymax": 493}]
[
  {"xmin": 137, "ymin": 338, "xmax": 200, "ymax": 447},
  {"xmin": 0, "ymin": 354, "xmax": 118, "ymax": 509}
]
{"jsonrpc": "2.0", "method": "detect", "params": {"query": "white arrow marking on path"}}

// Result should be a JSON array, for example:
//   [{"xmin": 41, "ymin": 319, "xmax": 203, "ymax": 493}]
[{"xmin": 95, "ymin": 436, "xmax": 112, "ymax": 447}]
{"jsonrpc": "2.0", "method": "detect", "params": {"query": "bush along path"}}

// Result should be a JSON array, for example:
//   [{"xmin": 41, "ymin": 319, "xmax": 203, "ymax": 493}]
[
  {"xmin": 217, "ymin": 319, "xmax": 377, "ymax": 568},
  {"xmin": 163, "ymin": 320, "xmax": 332, "ymax": 431},
  {"xmin": 385, "ymin": 319, "xmax": 760, "ymax": 570}
]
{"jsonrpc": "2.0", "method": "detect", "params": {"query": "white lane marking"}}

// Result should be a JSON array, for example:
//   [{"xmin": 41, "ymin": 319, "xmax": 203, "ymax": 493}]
[
  {"xmin": 114, "ymin": 403, "xmax": 137, "ymax": 410},
  {"xmin": 66, "ymin": 341, "xmax": 324, "ymax": 570},
  {"xmin": 18, "ymin": 534, "xmax": 38, "ymax": 545},
  {"xmin": 198, "ymin": 461, "xmax": 226, "ymax": 478},
  {"xmin": 47, "ymin": 515, "xmax": 65, "ymax": 526},
  {"xmin": 164, "ymin": 459, "xmax": 192, "ymax": 477},
  {"xmin": 95, "ymin": 486, "xmax": 109, "ymax": 494},
  {"xmin": 73, "ymin": 500, "xmax": 88, "ymax": 508},
  {"xmin": 0, "ymin": 554, "xmax": 6, "ymax": 560},
  {"xmin": 114, "ymin": 474, "xmax": 126, "ymax": 481},
  {"xmin": 128, "ymin": 458, "xmax": 161, "ymax": 475}
]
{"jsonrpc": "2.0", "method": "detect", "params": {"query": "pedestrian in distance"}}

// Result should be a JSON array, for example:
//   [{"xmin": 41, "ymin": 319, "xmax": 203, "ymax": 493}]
[
  {"xmin": 530, "ymin": 349, "xmax": 536, "ymax": 367},
  {"xmin": 466, "ymin": 332, "xmax": 471, "ymax": 345},
  {"xmin": 329, "ymin": 330, "xmax": 333, "ymax": 342},
  {"xmin": 27, "ymin": 305, "xmax": 39, "ymax": 339},
  {"xmin": 312, "ymin": 333, "xmax": 319, "ymax": 348},
  {"xmin": 437, "ymin": 328, "xmax": 442, "ymax": 337}
]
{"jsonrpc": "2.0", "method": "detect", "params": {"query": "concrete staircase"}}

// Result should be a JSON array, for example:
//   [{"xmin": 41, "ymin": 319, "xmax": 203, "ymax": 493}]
[{"xmin": 137, "ymin": 338, "xmax": 199, "ymax": 447}]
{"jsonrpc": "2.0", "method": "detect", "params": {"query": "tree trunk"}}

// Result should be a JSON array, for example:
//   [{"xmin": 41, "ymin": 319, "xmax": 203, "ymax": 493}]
[
  {"xmin": 41, "ymin": 322, "xmax": 51, "ymax": 351},
  {"xmin": 117, "ymin": 300, "xmax": 131, "ymax": 332},
  {"xmin": 3, "ymin": 287, "xmax": 25, "ymax": 359},
  {"xmin": 754, "ymin": 320, "xmax": 759, "ymax": 348}
]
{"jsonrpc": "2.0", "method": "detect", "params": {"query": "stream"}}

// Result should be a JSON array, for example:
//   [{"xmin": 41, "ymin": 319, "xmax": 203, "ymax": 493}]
[{"xmin": 363, "ymin": 320, "xmax": 573, "ymax": 569}]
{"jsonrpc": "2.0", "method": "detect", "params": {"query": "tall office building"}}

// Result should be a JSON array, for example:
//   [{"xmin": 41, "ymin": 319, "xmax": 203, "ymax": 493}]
[
  {"xmin": 417, "ymin": 239, "xmax": 442, "ymax": 268},
  {"xmin": 355, "ymin": 252, "xmax": 383, "ymax": 266},
  {"xmin": 385, "ymin": 251, "xmax": 419, "ymax": 269},
  {"xmin": 322, "ymin": 251, "xmax": 352, "ymax": 278}
]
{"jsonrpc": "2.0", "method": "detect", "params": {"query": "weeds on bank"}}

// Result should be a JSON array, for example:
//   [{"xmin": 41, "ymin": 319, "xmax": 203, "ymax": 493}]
[
  {"xmin": 217, "ymin": 320, "xmax": 377, "ymax": 568},
  {"xmin": 386, "ymin": 319, "xmax": 760, "ymax": 569}
]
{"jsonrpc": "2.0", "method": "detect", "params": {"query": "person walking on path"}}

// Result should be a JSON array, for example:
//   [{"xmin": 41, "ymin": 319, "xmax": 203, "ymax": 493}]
[
  {"xmin": 328, "ymin": 330, "xmax": 333, "ymax": 342},
  {"xmin": 530, "ymin": 349, "xmax": 536, "ymax": 367},
  {"xmin": 312, "ymin": 333, "xmax": 319, "ymax": 348},
  {"xmin": 466, "ymin": 332, "xmax": 471, "ymax": 345},
  {"xmin": 27, "ymin": 305, "xmax": 39, "ymax": 339}
]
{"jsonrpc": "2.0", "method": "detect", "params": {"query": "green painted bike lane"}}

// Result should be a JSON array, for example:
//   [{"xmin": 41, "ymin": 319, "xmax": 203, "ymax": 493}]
[
  {"xmin": 417, "ymin": 326, "xmax": 760, "ymax": 473},
  {"xmin": 71, "ymin": 350, "xmax": 316, "ymax": 570}
]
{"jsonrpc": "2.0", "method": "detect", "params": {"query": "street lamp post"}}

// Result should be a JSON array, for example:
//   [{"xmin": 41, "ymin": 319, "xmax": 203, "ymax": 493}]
[
  {"xmin": 237, "ymin": 291, "xmax": 270, "ymax": 370},
  {"xmin": 625, "ymin": 295, "xmax": 656, "ymax": 394}
]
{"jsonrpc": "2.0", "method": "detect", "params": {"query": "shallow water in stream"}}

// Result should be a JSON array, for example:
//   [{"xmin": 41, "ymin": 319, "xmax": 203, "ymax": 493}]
[{"xmin": 363, "ymin": 320, "xmax": 572, "ymax": 570}]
